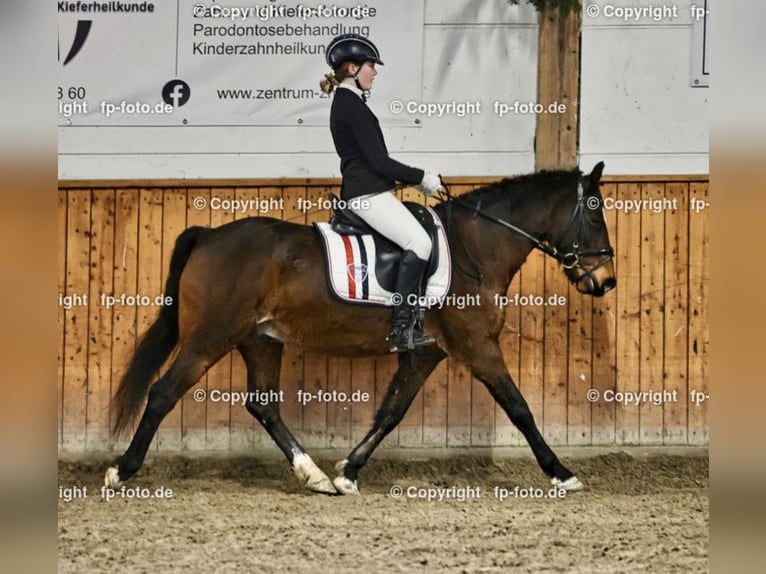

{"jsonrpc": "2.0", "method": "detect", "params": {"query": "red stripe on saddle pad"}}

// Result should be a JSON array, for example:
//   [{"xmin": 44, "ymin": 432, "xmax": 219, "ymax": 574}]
[{"xmin": 341, "ymin": 234, "xmax": 356, "ymax": 298}]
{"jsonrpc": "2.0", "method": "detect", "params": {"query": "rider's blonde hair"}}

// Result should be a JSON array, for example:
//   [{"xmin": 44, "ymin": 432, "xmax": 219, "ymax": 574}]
[{"xmin": 319, "ymin": 62, "xmax": 355, "ymax": 94}]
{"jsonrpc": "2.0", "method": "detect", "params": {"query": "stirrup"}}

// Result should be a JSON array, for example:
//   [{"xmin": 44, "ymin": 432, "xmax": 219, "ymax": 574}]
[{"xmin": 387, "ymin": 325, "xmax": 435, "ymax": 353}]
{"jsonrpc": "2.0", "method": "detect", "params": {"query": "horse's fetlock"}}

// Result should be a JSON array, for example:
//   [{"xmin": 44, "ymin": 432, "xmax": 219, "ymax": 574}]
[
  {"xmin": 118, "ymin": 457, "xmax": 141, "ymax": 480},
  {"xmin": 342, "ymin": 456, "xmax": 363, "ymax": 480}
]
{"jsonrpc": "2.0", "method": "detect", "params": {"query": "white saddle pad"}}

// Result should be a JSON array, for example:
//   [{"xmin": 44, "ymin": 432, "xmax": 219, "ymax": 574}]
[{"xmin": 313, "ymin": 207, "xmax": 451, "ymax": 307}]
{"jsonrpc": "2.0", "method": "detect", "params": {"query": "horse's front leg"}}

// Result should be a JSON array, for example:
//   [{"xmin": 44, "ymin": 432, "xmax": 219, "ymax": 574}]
[
  {"xmin": 468, "ymin": 343, "xmax": 584, "ymax": 491},
  {"xmin": 334, "ymin": 346, "xmax": 447, "ymax": 495}
]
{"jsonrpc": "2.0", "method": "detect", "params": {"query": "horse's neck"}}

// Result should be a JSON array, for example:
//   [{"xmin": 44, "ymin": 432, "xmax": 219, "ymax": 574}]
[
  {"xmin": 453, "ymin": 186, "xmax": 569, "ymax": 290},
  {"xmin": 453, "ymin": 209, "xmax": 536, "ymax": 289}
]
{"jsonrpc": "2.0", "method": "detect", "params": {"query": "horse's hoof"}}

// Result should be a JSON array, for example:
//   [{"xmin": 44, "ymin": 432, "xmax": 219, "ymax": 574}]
[
  {"xmin": 292, "ymin": 453, "xmax": 336, "ymax": 495},
  {"xmin": 333, "ymin": 476, "xmax": 360, "ymax": 496},
  {"xmin": 104, "ymin": 467, "xmax": 121, "ymax": 488},
  {"xmin": 306, "ymin": 476, "xmax": 338, "ymax": 495},
  {"xmin": 552, "ymin": 476, "xmax": 584, "ymax": 491}
]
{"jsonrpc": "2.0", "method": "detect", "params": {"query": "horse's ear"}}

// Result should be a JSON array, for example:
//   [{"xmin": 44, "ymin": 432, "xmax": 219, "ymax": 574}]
[{"xmin": 589, "ymin": 162, "xmax": 605, "ymax": 187}]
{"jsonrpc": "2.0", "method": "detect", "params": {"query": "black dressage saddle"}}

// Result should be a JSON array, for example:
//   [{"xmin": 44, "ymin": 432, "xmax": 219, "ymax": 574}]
[{"xmin": 326, "ymin": 192, "xmax": 441, "ymax": 292}]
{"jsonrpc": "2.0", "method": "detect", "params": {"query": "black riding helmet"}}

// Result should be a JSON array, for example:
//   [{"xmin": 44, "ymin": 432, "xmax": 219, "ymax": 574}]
[{"xmin": 325, "ymin": 33, "xmax": 384, "ymax": 69}]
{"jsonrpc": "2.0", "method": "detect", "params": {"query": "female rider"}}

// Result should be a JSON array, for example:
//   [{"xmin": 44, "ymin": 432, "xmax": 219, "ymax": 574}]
[{"xmin": 320, "ymin": 33, "xmax": 443, "ymax": 353}]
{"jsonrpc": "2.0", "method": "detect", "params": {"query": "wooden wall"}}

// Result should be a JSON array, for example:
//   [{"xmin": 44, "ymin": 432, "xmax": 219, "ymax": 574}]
[{"xmin": 57, "ymin": 177, "xmax": 709, "ymax": 452}]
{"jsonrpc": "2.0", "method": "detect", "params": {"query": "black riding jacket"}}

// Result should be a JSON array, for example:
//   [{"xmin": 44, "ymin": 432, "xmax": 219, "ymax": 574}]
[{"xmin": 330, "ymin": 86, "xmax": 424, "ymax": 200}]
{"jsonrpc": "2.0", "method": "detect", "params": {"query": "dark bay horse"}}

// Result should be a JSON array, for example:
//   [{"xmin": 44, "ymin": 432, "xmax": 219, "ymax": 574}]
[{"xmin": 106, "ymin": 162, "xmax": 615, "ymax": 495}]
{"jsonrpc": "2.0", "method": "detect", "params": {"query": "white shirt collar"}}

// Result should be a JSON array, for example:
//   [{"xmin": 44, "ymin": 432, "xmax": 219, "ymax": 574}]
[{"xmin": 337, "ymin": 82, "xmax": 366, "ymax": 100}]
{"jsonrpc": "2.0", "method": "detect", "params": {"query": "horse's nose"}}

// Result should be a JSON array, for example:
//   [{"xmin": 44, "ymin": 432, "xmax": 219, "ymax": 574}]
[
  {"xmin": 588, "ymin": 277, "xmax": 616, "ymax": 297},
  {"xmin": 601, "ymin": 278, "xmax": 617, "ymax": 295}
]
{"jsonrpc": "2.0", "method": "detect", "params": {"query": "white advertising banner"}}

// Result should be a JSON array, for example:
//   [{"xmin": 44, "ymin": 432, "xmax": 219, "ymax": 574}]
[{"xmin": 58, "ymin": 0, "xmax": 424, "ymax": 126}]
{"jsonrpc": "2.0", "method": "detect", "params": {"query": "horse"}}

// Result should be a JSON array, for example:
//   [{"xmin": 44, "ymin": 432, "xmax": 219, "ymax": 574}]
[{"xmin": 106, "ymin": 161, "xmax": 616, "ymax": 495}]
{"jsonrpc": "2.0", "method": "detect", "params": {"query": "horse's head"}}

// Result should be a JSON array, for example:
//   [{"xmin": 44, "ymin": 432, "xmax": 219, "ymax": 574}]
[{"xmin": 552, "ymin": 162, "xmax": 616, "ymax": 297}]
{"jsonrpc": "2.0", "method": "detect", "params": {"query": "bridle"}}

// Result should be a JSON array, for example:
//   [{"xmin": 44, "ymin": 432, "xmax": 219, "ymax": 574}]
[{"xmin": 436, "ymin": 178, "xmax": 614, "ymax": 283}]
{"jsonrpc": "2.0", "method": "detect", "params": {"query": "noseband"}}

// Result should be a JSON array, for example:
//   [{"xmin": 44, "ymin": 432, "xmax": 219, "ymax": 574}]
[{"xmin": 440, "ymin": 179, "xmax": 614, "ymax": 282}]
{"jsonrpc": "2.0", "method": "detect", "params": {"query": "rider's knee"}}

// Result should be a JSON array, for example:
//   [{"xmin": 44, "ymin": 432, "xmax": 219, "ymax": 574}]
[{"xmin": 408, "ymin": 231, "xmax": 432, "ymax": 261}]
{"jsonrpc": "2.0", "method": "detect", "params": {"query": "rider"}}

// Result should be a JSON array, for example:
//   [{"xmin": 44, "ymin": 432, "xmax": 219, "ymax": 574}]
[{"xmin": 320, "ymin": 33, "xmax": 443, "ymax": 353}]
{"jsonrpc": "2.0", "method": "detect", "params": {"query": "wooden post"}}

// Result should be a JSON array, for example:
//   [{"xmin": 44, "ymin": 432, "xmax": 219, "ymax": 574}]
[{"xmin": 535, "ymin": 7, "xmax": 581, "ymax": 171}]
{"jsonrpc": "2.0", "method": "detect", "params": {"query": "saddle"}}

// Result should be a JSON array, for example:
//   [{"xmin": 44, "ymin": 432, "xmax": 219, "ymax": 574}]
[{"xmin": 327, "ymin": 192, "xmax": 441, "ymax": 293}]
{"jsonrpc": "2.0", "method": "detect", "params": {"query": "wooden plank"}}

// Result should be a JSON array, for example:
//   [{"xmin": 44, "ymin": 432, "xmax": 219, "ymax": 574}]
[
  {"xmin": 205, "ymin": 187, "xmax": 235, "ymax": 450},
  {"xmin": 110, "ymin": 189, "xmax": 140, "ymax": 452},
  {"xmin": 535, "ymin": 9, "xmax": 580, "ymax": 170},
  {"xmin": 567, "ymin": 276, "xmax": 593, "ymax": 445},
  {"xmin": 155, "ymin": 189, "xmax": 187, "ymax": 450},
  {"xmin": 421, "ymin": 358, "xmax": 448, "ymax": 447},
  {"xmin": 58, "ymin": 189, "xmax": 68, "ymax": 446},
  {"xmin": 558, "ymin": 10, "xmax": 581, "ymax": 167},
  {"xmin": 85, "ymin": 190, "xmax": 115, "ymax": 450},
  {"xmin": 301, "ymin": 185, "xmax": 330, "ymax": 448},
  {"xmin": 231, "ymin": 186, "xmax": 260, "ymax": 450},
  {"xmin": 447, "ymin": 360, "xmax": 472, "ymax": 447},
  {"xmin": 687, "ymin": 182, "xmax": 709, "ymax": 444},
  {"xmin": 639, "ymin": 183, "xmax": 665, "ymax": 444},
  {"xmin": 542, "ymin": 252, "xmax": 569, "ymax": 445},
  {"xmin": 350, "ymin": 357, "xmax": 377, "ymax": 445},
  {"xmin": 62, "ymin": 189, "xmax": 91, "ymax": 451},
  {"xmin": 614, "ymin": 183, "xmax": 641, "ymax": 444},
  {"xmin": 535, "ymin": 8, "xmax": 562, "ymax": 170},
  {"xmin": 135, "ymin": 188, "xmax": 164, "ymax": 451},
  {"xmin": 182, "ymin": 188, "xmax": 210, "ymax": 450},
  {"xmin": 663, "ymin": 183, "xmax": 689, "ymax": 444},
  {"xmin": 590, "ymin": 183, "xmax": 618, "ymax": 444},
  {"xmin": 327, "ymin": 357, "xmax": 352, "ymax": 449}
]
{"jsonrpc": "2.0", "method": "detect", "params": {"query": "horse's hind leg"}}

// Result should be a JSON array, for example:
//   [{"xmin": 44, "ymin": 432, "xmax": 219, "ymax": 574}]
[
  {"xmin": 334, "ymin": 346, "xmax": 447, "ymax": 495},
  {"xmin": 105, "ymin": 348, "xmax": 211, "ymax": 487},
  {"xmin": 237, "ymin": 332, "xmax": 336, "ymax": 494},
  {"xmin": 468, "ymin": 344, "xmax": 583, "ymax": 491}
]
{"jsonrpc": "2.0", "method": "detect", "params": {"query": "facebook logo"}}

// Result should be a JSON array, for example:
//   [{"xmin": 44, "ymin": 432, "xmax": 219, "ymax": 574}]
[{"xmin": 162, "ymin": 80, "xmax": 191, "ymax": 107}]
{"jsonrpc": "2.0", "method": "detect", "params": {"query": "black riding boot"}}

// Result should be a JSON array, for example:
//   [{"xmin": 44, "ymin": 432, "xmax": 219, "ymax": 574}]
[{"xmin": 388, "ymin": 250, "xmax": 436, "ymax": 353}]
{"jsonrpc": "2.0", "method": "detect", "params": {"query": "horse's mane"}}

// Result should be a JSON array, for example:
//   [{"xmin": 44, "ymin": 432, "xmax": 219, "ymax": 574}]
[{"xmin": 442, "ymin": 168, "xmax": 582, "ymax": 213}]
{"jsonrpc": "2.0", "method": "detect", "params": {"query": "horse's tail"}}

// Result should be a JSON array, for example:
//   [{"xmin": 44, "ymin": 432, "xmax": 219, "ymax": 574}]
[{"xmin": 111, "ymin": 226, "xmax": 210, "ymax": 437}]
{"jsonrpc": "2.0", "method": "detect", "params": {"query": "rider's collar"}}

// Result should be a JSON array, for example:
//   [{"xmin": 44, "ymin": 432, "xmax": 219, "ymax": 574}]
[{"xmin": 338, "ymin": 82, "xmax": 367, "ymax": 101}]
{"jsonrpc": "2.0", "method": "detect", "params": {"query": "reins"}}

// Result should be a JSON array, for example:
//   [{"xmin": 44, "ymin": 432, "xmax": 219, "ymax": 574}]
[{"xmin": 435, "ymin": 178, "xmax": 614, "ymax": 281}]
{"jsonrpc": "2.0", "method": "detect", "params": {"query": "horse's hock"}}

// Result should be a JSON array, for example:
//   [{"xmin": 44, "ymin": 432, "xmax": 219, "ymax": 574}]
[{"xmin": 57, "ymin": 176, "xmax": 709, "ymax": 452}]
